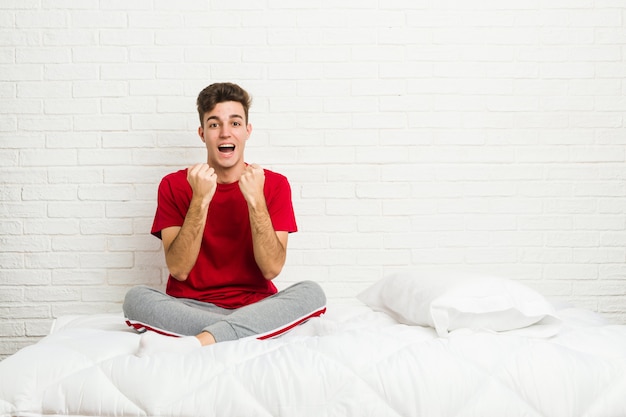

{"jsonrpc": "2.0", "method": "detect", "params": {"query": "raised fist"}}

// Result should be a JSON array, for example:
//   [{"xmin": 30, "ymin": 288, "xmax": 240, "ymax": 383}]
[
  {"xmin": 239, "ymin": 163, "xmax": 265, "ymax": 207},
  {"xmin": 187, "ymin": 163, "xmax": 218, "ymax": 204}
]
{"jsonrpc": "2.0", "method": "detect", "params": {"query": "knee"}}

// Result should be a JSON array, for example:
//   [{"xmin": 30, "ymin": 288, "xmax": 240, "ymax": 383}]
[
  {"xmin": 122, "ymin": 286, "xmax": 149, "ymax": 319},
  {"xmin": 297, "ymin": 280, "xmax": 326, "ymax": 307}
]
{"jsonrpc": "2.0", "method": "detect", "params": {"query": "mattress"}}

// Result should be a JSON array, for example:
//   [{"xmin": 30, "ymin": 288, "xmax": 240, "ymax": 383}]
[{"xmin": 1, "ymin": 302, "xmax": 626, "ymax": 417}]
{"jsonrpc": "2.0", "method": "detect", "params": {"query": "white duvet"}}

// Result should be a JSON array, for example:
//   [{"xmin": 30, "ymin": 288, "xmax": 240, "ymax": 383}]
[{"xmin": 1, "ymin": 303, "xmax": 626, "ymax": 417}]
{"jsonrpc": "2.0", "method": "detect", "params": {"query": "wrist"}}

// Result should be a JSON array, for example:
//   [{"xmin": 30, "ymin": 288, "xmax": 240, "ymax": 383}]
[
  {"xmin": 246, "ymin": 196, "xmax": 267, "ymax": 212},
  {"xmin": 191, "ymin": 194, "xmax": 211, "ymax": 209}
]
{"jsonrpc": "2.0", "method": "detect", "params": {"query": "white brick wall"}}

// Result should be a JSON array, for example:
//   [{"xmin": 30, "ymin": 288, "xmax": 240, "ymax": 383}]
[{"xmin": 1, "ymin": 1, "xmax": 625, "ymax": 358}]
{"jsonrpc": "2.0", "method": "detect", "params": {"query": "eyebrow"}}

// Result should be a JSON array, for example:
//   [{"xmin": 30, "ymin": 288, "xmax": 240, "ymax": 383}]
[{"xmin": 205, "ymin": 114, "xmax": 244, "ymax": 123}]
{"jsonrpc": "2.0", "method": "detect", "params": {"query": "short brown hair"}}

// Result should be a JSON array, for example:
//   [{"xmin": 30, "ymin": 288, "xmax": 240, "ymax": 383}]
[{"xmin": 196, "ymin": 82, "xmax": 252, "ymax": 127}]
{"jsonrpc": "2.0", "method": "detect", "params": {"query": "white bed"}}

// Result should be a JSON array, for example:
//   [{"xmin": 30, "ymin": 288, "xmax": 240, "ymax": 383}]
[{"xmin": 1, "ymin": 271, "xmax": 626, "ymax": 417}]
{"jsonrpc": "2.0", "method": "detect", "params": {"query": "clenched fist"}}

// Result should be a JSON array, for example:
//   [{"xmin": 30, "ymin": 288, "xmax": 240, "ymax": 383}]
[
  {"xmin": 187, "ymin": 163, "xmax": 217, "ymax": 204},
  {"xmin": 239, "ymin": 163, "xmax": 265, "ymax": 207}
]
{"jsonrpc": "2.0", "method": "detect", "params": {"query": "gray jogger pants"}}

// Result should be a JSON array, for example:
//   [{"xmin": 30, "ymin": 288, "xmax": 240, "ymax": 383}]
[{"xmin": 122, "ymin": 280, "xmax": 326, "ymax": 342}]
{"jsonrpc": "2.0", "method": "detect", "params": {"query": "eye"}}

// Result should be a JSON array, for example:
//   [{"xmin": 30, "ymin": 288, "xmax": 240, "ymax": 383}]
[
  {"xmin": 208, "ymin": 122, "xmax": 219, "ymax": 129},
  {"xmin": 232, "ymin": 121, "xmax": 241, "ymax": 127}
]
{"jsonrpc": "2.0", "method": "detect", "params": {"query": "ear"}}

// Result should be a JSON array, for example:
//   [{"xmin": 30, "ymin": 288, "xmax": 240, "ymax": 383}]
[
  {"xmin": 198, "ymin": 126, "xmax": 205, "ymax": 143},
  {"xmin": 246, "ymin": 123, "xmax": 252, "ymax": 140}
]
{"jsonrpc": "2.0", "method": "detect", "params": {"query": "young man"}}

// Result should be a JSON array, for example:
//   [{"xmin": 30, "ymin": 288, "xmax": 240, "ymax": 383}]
[{"xmin": 123, "ymin": 82, "xmax": 326, "ymax": 356}]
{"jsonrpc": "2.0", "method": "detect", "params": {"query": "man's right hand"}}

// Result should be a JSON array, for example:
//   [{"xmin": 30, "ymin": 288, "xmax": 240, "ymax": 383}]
[
  {"xmin": 163, "ymin": 164, "xmax": 216, "ymax": 281},
  {"xmin": 187, "ymin": 163, "xmax": 217, "ymax": 205}
]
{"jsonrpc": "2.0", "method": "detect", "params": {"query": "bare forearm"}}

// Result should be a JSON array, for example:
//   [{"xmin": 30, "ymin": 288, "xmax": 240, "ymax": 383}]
[
  {"xmin": 248, "ymin": 202, "xmax": 286, "ymax": 280},
  {"xmin": 239, "ymin": 163, "xmax": 287, "ymax": 280},
  {"xmin": 165, "ymin": 197, "xmax": 208, "ymax": 281}
]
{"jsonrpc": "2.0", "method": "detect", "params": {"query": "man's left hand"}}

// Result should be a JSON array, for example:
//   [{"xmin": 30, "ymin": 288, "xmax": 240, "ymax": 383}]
[{"xmin": 239, "ymin": 163, "xmax": 265, "ymax": 207}]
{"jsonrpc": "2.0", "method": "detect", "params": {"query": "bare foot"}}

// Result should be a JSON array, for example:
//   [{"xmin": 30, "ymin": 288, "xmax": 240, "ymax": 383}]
[{"xmin": 136, "ymin": 332, "xmax": 202, "ymax": 357}]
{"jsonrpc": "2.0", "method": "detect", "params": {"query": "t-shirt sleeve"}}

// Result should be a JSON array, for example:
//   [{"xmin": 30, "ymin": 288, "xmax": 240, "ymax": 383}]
[
  {"xmin": 151, "ymin": 174, "xmax": 187, "ymax": 239},
  {"xmin": 267, "ymin": 174, "xmax": 298, "ymax": 233}
]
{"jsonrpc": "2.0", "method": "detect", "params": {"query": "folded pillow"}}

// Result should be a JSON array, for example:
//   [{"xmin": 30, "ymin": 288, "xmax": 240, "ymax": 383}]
[{"xmin": 357, "ymin": 270, "xmax": 560, "ymax": 337}]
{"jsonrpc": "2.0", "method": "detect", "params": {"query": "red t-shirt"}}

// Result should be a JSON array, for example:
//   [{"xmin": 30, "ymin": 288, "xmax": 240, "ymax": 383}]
[{"xmin": 151, "ymin": 167, "xmax": 298, "ymax": 308}]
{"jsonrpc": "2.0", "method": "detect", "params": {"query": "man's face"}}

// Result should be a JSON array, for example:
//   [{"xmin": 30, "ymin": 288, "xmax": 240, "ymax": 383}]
[{"xmin": 198, "ymin": 101, "xmax": 252, "ymax": 174}]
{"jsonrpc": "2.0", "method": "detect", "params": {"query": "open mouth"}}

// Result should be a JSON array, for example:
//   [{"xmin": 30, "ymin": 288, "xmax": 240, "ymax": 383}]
[{"xmin": 218, "ymin": 144, "xmax": 235, "ymax": 153}]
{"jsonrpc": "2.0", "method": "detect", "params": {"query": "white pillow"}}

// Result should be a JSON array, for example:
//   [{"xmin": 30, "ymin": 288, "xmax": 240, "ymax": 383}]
[{"xmin": 357, "ymin": 270, "xmax": 560, "ymax": 337}]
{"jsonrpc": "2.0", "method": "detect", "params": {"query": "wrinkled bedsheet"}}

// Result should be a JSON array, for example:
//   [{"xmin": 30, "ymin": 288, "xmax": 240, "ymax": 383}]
[{"xmin": 1, "ymin": 304, "xmax": 626, "ymax": 417}]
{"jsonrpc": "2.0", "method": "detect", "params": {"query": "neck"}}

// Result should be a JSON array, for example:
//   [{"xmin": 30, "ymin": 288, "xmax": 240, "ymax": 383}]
[{"xmin": 213, "ymin": 161, "xmax": 246, "ymax": 184}]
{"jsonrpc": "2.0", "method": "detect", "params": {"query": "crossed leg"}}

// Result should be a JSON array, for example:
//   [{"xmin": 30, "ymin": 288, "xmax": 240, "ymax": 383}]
[{"xmin": 122, "ymin": 281, "xmax": 326, "ymax": 356}]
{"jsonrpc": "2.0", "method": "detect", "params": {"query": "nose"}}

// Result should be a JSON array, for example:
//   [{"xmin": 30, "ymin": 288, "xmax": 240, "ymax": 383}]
[{"xmin": 219, "ymin": 124, "xmax": 230, "ymax": 138}]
